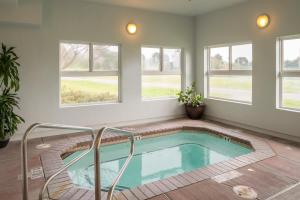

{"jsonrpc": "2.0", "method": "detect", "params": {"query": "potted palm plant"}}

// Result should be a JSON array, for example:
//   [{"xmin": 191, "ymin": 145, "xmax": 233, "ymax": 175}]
[
  {"xmin": 0, "ymin": 43, "xmax": 24, "ymax": 148},
  {"xmin": 177, "ymin": 82, "xmax": 205, "ymax": 119}
]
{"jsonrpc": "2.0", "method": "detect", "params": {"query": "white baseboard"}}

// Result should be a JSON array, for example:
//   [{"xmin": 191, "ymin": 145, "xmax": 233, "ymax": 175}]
[
  {"xmin": 205, "ymin": 115, "xmax": 300, "ymax": 143},
  {"xmin": 11, "ymin": 114, "xmax": 186, "ymax": 141},
  {"xmin": 12, "ymin": 113, "xmax": 299, "ymax": 143}
]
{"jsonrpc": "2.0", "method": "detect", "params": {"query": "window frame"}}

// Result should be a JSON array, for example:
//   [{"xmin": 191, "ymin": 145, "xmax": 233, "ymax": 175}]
[
  {"xmin": 277, "ymin": 35, "xmax": 300, "ymax": 112},
  {"xmin": 141, "ymin": 45, "xmax": 184, "ymax": 100},
  {"xmin": 59, "ymin": 41, "xmax": 121, "ymax": 107},
  {"xmin": 205, "ymin": 42, "xmax": 253, "ymax": 104}
]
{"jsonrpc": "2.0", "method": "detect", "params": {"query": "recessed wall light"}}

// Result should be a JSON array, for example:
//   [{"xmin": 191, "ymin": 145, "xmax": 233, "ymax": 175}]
[
  {"xmin": 126, "ymin": 23, "xmax": 137, "ymax": 35},
  {"xmin": 257, "ymin": 14, "xmax": 270, "ymax": 29}
]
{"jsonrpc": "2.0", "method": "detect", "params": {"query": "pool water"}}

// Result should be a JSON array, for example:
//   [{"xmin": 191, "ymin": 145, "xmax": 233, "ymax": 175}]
[{"xmin": 64, "ymin": 130, "xmax": 252, "ymax": 191}]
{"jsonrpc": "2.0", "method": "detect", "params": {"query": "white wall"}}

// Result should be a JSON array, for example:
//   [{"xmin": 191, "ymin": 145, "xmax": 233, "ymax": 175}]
[
  {"xmin": 196, "ymin": 0, "xmax": 300, "ymax": 139},
  {"xmin": 0, "ymin": 0, "xmax": 195, "ymax": 137},
  {"xmin": 0, "ymin": 0, "xmax": 42, "ymax": 25},
  {"xmin": 3, "ymin": 0, "xmax": 299, "ymax": 141}
]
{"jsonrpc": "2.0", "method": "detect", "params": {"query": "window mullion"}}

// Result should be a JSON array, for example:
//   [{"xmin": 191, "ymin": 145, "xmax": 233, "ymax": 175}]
[
  {"xmin": 208, "ymin": 70, "xmax": 252, "ymax": 76},
  {"xmin": 160, "ymin": 47, "xmax": 163, "ymax": 72},
  {"xmin": 280, "ymin": 39, "xmax": 284, "ymax": 73},
  {"xmin": 208, "ymin": 49, "xmax": 211, "ymax": 72},
  {"xmin": 278, "ymin": 39, "xmax": 283, "ymax": 108},
  {"xmin": 89, "ymin": 43, "xmax": 93, "ymax": 72},
  {"xmin": 229, "ymin": 45, "xmax": 232, "ymax": 71}
]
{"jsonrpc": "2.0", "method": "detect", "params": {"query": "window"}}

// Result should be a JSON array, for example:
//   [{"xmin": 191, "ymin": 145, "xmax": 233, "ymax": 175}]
[
  {"xmin": 278, "ymin": 36, "xmax": 300, "ymax": 111},
  {"xmin": 141, "ymin": 47, "xmax": 182, "ymax": 99},
  {"xmin": 60, "ymin": 42, "xmax": 119, "ymax": 106},
  {"xmin": 206, "ymin": 43, "xmax": 252, "ymax": 103}
]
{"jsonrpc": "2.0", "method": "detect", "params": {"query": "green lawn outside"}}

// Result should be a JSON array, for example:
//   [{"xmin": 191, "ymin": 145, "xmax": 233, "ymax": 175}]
[
  {"xmin": 209, "ymin": 76, "xmax": 252, "ymax": 90},
  {"xmin": 61, "ymin": 83, "xmax": 117, "ymax": 105},
  {"xmin": 283, "ymin": 99, "xmax": 300, "ymax": 109},
  {"xmin": 61, "ymin": 75, "xmax": 181, "ymax": 105},
  {"xmin": 142, "ymin": 75, "xmax": 181, "ymax": 99},
  {"xmin": 142, "ymin": 87, "xmax": 180, "ymax": 99},
  {"xmin": 282, "ymin": 78, "xmax": 300, "ymax": 93},
  {"xmin": 61, "ymin": 76, "xmax": 299, "ymax": 109},
  {"xmin": 209, "ymin": 76, "xmax": 252, "ymax": 102},
  {"xmin": 142, "ymin": 75, "xmax": 181, "ymax": 84},
  {"xmin": 282, "ymin": 78, "xmax": 300, "ymax": 109}
]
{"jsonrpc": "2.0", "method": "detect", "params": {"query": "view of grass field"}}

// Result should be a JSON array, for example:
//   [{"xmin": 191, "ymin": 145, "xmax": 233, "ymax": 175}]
[
  {"xmin": 282, "ymin": 78, "xmax": 300, "ymax": 109},
  {"xmin": 61, "ymin": 76, "xmax": 299, "ymax": 108},
  {"xmin": 209, "ymin": 76, "xmax": 300, "ymax": 109},
  {"xmin": 142, "ymin": 75, "xmax": 181, "ymax": 99},
  {"xmin": 61, "ymin": 75, "xmax": 181, "ymax": 105},
  {"xmin": 209, "ymin": 76, "xmax": 252, "ymax": 102},
  {"xmin": 61, "ymin": 77, "xmax": 118, "ymax": 105}
]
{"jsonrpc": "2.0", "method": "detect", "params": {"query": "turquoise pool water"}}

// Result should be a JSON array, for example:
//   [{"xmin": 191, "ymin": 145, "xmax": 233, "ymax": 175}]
[{"xmin": 64, "ymin": 130, "xmax": 252, "ymax": 191}]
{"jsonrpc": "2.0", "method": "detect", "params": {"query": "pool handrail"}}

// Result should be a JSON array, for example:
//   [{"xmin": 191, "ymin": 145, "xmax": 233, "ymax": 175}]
[
  {"xmin": 94, "ymin": 127, "xmax": 135, "ymax": 200},
  {"xmin": 30, "ymin": 125, "xmax": 135, "ymax": 200},
  {"xmin": 21, "ymin": 123, "xmax": 95, "ymax": 200}
]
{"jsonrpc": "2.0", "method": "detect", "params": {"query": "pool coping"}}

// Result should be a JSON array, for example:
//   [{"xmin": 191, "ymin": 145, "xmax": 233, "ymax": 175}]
[{"xmin": 40, "ymin": 122, "xmax": 275, "ymax": 200}]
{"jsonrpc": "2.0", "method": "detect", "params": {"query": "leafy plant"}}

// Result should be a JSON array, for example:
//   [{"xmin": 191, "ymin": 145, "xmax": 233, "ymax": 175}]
[
  {"xmin": 0, "ymin": 44, "xmax": 20, "ymax": 91},
  {"xmin": 0, "ymin": 89, "xmax": 24, "ymax": 140},
  {"xmin": 177, "ymin": 82, "xmax": 204, "ymax": 107},
  {"xmin": 0, "ymin": 43, "xmax": 24, "ymax": 140}
]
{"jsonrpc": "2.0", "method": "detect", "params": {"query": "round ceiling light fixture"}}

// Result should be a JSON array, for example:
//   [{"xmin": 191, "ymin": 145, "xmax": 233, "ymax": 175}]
[
  {"xmin": 257, "ymin": 14, "xmax": 270, "ymax": 29},
  {"xmin": 126, "ymin": 23, "xmax": 137, "ymax": 35}
]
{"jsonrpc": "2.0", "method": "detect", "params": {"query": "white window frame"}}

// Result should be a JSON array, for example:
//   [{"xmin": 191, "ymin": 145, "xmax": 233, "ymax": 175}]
[
  {"xmin": 141, "ymin": 46, "xmax": 184, "ymax": 100},
  {"xmin": 277, "ymin": 35, "xmax": 300, "ymax": 112},
  {"xmin": 205, "ymin": 42, "xmax": 253, "ymax": 104},
  {"xmin": 59, "ymin": 41, "xmax": 121, "ymax": 107}
]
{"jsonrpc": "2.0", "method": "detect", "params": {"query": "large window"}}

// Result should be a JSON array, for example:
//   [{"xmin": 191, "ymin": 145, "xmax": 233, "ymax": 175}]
[
  {"xmin": 277, "ymin": 36, "xmax": 300, "ymax": 111},
  {"xmin": 206, "ymin": 43, "xmax": 252, "ymax": 103},
  {"xmin": 60, "ymin": 42, "xmax": 119, "ymax": 106},
  {"xmin": 141, "ymin": 47, "xmax": 182, "ymax": 99}
]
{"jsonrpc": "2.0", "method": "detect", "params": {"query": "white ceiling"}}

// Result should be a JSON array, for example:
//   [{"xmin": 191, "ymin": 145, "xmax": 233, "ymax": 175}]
[{"xmin": 83, "ymin": 0, "xmax": 249, "ymax": 16}]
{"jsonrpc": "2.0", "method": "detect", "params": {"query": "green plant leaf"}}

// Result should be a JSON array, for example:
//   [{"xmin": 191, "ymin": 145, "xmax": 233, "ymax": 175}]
[
  {"xmin": 177, "ymin": 81, "xmax": 204, "ymax": 107},
  {"xmin": 0, "ymin": 43, "xmax": 21, "ymax": 92},
  {"xmin": 0, "ymin": 44, "xmax": 24, "ymax": 140}
]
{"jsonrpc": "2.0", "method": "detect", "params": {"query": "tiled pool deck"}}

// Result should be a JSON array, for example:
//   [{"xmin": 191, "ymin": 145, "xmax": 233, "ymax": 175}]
[{"xmin": 1, "ymin": 118, "xmax": 300, "ymax": 200}]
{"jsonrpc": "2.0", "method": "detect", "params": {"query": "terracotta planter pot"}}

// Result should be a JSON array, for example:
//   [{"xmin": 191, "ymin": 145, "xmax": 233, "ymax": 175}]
[
  {"xmin": 0, "ymin": 139, "xmax": 9, "ymax": 149},
  {"xmin": 185, "ymin": 104, "xmax": 205, "ymax": 119}
]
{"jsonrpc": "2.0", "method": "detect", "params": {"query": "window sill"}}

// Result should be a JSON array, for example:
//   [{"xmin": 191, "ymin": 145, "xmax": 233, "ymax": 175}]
[
  {"xmin": 277, "ymin": 107, "xmax": 300, "ymax": 113},
  {"xmin": 205, "ymin": 97, "xmax": 252, "ymax": 106},
  {"xmin": 142, "ymin": 97, "xmax": 178, "ymax": 102},
  {"xmin": 60, "ymin": 101, "xmax": 121, "ymax": 108}
]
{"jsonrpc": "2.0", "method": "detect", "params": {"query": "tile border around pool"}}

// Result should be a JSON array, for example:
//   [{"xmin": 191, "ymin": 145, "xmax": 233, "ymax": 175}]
[{"xmin": 40, "ymin": 120, "xmax": 276, "ymax": 200}]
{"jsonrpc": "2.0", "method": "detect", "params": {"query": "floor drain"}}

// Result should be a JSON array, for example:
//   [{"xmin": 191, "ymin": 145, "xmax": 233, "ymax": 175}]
[
  {"xmin": 30, "ymin": 167, "xmax": 44, "ymax": 179},
  {"xmin": 17, "ymin": 167, "xmax": 44, "ymax": 180},
  {"xmin": 233, "ymin": 185, "xmax": 258, "ymax": 199},
  {"xmin": 36, "ymin": 143, "xmax": 51, "ymax": 149}
]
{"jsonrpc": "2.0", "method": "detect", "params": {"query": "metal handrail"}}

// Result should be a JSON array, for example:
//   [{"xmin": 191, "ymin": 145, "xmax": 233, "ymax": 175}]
[
  {"xmin": 94, "ymin": 127, "xmax": 135, "ymax": 200},
  {"xmin": 21, "ymin": 123, "xmax": 95, "ymax": 200},
  {"xmin": 39, "ymin": 134, "xmax": 96, "ymax": 200},
  {"xmin": 36, "ymin": 126, "xmax": 135, "ymax": 200}
]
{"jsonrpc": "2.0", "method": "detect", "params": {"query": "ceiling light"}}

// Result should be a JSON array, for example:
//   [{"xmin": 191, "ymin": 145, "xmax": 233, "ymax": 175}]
[
  {"xmin": 126, "ymin": 23, "xmax": 137, "ymax": 35},
  {"xmin": 257, "ymin": 14, "xmax": 270, "ymax": 29}
]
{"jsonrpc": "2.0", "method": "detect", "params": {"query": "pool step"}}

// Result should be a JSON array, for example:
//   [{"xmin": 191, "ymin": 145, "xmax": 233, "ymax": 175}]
[
  {"xmin": 58, "ymin": 188, "xmax": 107, "ymax": 200},
  {"xmin": 134, "ymin": 135, "xmax": 143, "ymax": 141}
]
